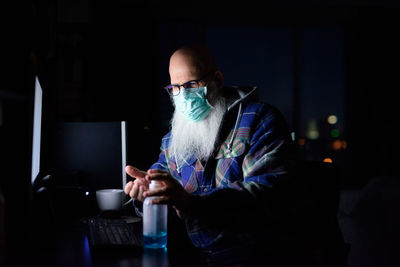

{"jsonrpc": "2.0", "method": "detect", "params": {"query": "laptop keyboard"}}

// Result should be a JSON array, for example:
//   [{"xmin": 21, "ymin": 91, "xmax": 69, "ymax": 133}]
[{"xmin": 88, "ymin": 217, "xmax": 142, "ymax": 247}]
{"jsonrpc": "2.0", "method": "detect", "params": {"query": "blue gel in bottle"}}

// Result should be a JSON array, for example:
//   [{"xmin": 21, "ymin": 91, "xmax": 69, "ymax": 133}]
[{"xmin": 143, "ymin": 181, "xmax": 168, "ymax": 248}]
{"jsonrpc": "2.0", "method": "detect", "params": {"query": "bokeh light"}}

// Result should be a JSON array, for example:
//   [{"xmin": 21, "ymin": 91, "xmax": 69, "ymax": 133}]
[
  {"xmin": 332, "ymin": 140, "xmax": 342, "ymax": 150},
  {"xmin": 327, "ymin": 115, "xmax": 338, "ymax": 124},
  {"xmin": 330, "ymin": 129, "xmax": 340, "ymax": 138},
  {"xmin": 332, "ymin": 139, "xmax": 348, "ymax": 150},
  {"xmin": 341, "ymin": 140, "xmax": 348, "ymax": 149},
  {"xmin": 298, "ymin": 138, "xmax": 306, "ymax": 146},
  {"xmin": 307, "ymin": 119, "xmax": 319, "ymax": 140}
]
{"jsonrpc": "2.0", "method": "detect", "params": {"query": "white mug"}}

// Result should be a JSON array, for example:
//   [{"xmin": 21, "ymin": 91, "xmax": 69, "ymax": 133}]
[{"xmin": 96, "ymin": 189, "xmax": 125, "ymax": 211}]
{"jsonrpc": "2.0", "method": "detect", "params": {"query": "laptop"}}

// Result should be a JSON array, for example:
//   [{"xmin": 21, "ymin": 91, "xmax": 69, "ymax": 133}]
[{"xmin": 87, "ymin": 215, "xmax": 143, "ymax": 248}]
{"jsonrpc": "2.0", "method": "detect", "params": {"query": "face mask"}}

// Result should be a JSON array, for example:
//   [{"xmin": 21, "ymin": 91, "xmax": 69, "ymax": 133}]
[{"xmin": 173, "ymin": 86, "xmax": 214, "ymax": 122}]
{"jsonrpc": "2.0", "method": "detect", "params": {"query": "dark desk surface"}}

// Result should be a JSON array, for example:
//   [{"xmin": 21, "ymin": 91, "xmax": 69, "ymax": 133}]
[
  {"xmin": 14, "ymin": 213, "xmax": 350, "ymax": 267},
  {"xmin": 30, "ymin": 218, "xmax": 209, "ymax": 267},
  {"xmin": 18, "ymin": 198, "xmax": 350, "ymax": 267}
]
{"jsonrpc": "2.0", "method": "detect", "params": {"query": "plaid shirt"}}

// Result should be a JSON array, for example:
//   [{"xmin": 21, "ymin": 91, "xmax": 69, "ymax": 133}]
[{"xmin": 149, "ymin": 87, "xmax": 294, "ymax": 249}]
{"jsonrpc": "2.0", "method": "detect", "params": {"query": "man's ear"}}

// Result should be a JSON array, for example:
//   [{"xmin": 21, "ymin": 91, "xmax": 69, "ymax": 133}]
[{"xmin": 214, "ymin": 70, "xmax": 224, "ymax": 88}]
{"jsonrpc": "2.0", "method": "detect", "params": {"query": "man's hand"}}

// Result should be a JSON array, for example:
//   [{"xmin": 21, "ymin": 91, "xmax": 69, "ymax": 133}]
[
  {"xmin": 143, "ymin": 169, "xmax": 192, "ymax": 214},
  {"xmin": 124, "ymin": 165, "xmax": 149, "ymax": 202}
]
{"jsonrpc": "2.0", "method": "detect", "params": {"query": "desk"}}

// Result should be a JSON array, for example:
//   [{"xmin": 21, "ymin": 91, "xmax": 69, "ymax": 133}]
[
  {"xmin": 22, "ymin": 215, "xmax": 349, "ymax": 267},
  {"xmin": 25, "ymin": 200, "xmax": 349, "ymax": 267},
  {"xmin": 30, "ymin": 219, "xmax": 209, "ymax": 267}
]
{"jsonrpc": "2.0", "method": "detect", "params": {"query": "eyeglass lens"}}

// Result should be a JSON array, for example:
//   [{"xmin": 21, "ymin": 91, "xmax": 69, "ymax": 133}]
[{"xmin": 170, "ymin": 81, "xmax": 200, "ymax": 95}]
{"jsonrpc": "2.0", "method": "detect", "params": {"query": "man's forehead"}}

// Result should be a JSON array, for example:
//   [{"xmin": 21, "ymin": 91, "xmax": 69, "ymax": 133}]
[
  {"xmin": 169, "ymin": 69, "xmax": 199, "ymax": 85},
  {"xmin": 170, "ymin": 54, "xmax": 200, "ymax": 79},
  {"xmin": 170, "ymin": 51, "xmax": 198, "ymax": 68}
]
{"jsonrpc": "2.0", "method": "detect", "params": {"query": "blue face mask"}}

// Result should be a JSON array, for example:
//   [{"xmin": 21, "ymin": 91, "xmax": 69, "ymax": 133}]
[{"xmin": 173, "ymin": 86, "xmax": 214, "ymax": 122}]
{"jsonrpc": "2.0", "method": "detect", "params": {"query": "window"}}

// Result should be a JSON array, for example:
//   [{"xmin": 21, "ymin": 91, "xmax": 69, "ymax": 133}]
[
  {"xmin": 154, "ymin": 23, "xmax": 347, "ymax": 183},
  {"xmin": 206, "ymin": 27, "xmax": 294, "ymax": 130}
]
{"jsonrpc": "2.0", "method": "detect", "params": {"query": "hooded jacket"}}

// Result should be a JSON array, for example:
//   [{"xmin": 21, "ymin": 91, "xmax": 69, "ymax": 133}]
[{"xmin": 147, "ymin": 86, "xmax": 295, "ymax": 249}]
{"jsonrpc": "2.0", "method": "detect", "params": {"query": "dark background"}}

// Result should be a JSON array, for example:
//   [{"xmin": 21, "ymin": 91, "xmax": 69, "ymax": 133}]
[
  {"xmin": 1, "ymin": 0, "xmax": 399, "ymax": 265},
  {"xmin": 2, "ymin": 0, "xmax": 399, "ymax": 187}
]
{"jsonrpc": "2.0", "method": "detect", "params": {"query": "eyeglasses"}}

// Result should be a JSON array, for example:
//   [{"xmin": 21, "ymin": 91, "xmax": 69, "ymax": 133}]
[{"xmin": 164, "ymin": 71, "xmax": 214, "ymax": 96}]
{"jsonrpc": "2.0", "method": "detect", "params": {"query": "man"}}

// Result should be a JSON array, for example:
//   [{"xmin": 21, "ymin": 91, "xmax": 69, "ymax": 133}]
[{"xmin": 124, "ymin": 44, "xmax": 295, "ymax": 264}]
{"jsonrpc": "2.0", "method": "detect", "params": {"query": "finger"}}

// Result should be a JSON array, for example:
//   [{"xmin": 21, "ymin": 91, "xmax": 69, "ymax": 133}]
[
  {"xmin": 135, "ymin": 178, "xmax": 149, "ymax": 187},
  {"xmin": 138, "ymin": 185, "xmax": 145, "ymax": 202},
  {"xmin": 145, "ymin": 172, "xmax": 170, "ymax": 182},
  {"xmin": 150, "ymin": 196, "xmax": 171, "ymax": 205},
  {"xmin": 124, "ymin": 181, "xmax": 133, "ymax": 195},
  {"xmin": 143, "ymin": 187, "xmax": 169, "ymax": 198},
  {"xmin": 129, "ymin": 182, "xmax": 141, "ymax": 199},
  {"xmin": 134, "ymin": 180, "xmax": 150, "ymax": 200},
  {"xmin": 126, "ymin": 165, "xmax": 147, "ymax": 179},
  {"xmin": 147, "ymin": 169, "xmax": 168, "ymax": 174}
]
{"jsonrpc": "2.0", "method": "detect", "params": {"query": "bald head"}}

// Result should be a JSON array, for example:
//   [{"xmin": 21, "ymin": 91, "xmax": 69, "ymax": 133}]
[{"xmin": 169, "ymin": 45, "xmax": 220, "ymax": 86}]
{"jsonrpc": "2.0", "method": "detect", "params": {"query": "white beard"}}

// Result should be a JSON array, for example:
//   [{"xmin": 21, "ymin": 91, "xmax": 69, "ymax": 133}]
[{"xmin": 170, "ymin": 97, "xmax": 226, "ymax": 165}]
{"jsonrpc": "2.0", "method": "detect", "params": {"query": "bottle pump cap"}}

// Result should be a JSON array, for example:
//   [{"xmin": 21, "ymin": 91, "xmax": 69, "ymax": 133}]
[{"xmin": 149, "ymin": 180, "xmax": 162, "ymax": 191}]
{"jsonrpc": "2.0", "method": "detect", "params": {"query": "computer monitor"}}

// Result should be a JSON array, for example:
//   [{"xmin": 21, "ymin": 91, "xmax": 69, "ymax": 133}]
[
  {"xmin": 52, "ymin": 121, "xmax": 127, "ymax": 192},
  {"xmin": 1, "ymin": 74, "xmax": 55, "ymax": 264},
  {"xmin": 31, "ymin": 76, "xmax": 42, "ymax": 185}
]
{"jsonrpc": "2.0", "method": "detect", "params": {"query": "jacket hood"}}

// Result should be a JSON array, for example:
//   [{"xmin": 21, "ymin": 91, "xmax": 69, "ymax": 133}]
[
  {"xmin": 221, "ymin": 86, "xmax": 259, "ymax": 111},
  {"xmin": 217, "ymin": 86, "xmax": 259, "ymax": 153}
]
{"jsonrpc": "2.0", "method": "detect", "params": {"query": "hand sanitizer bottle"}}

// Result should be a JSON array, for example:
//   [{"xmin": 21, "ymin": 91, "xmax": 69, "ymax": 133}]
[{"xmin": 143, "ymin": 180, "xmax": 168, "ymax": 248}]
